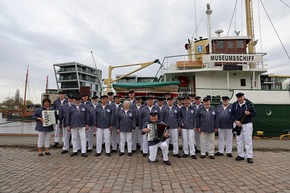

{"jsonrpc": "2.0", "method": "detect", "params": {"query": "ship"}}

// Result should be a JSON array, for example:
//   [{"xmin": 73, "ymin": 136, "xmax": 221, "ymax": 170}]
[{"xmin": 111, "ymin": 1, "xmax": 290, "ymax": 137}]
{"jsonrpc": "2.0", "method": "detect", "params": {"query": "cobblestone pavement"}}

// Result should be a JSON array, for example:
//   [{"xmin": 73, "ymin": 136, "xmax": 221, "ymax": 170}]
[{"xmin": 0, "ymin": 147, "xmax": 290, "ymax": 193}]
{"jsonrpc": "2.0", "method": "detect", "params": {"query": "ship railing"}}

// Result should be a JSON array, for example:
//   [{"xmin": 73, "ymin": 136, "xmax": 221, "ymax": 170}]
[{"xmin": 159, "ymin": 53, "xmax": 267, "ymax": 75}]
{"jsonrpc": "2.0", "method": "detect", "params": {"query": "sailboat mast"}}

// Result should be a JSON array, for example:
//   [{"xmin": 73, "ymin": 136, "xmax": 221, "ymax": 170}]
[
  {"xmin": 23, "ymin": 66, "xmax": 29, "ymax": 114},
  {"xmin": 246, "ymin": 0, "xmax": 256, "ymax": 68}
]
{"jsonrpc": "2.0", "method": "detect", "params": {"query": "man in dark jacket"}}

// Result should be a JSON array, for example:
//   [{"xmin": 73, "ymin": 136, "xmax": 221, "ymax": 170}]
[
  {"xmin": 131, "ymin": 96, "xmax": 144, "ymax": 152},
  {"xmin": 230, "ymin": 92, "xmax": 256, "ymax": 164}
]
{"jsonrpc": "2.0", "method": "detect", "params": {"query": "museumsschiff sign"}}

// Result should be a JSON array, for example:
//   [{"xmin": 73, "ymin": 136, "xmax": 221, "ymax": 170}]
[{"xmin": 203, "ymin": 54, "xmax": 263, "ymax": 63}]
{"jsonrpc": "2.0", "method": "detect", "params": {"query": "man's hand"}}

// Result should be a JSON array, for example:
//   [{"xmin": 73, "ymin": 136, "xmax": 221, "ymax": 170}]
[
  {"xmin": 67, "ymin": 126, "xmax": 71, "ymax": 132},
  {"xmin": 163, "ymin": 131, "xmax": 170, "ymax": 138},
  {"xmin": 117, "ymin": 129, "xmax": 120, "ymax": 134},
  {"xmin": 245, "ymin": 110, "xmax": 251, "ymax": 115},
  {"xmin": 198, "ymin": 128, "xmax": 201, "ymax": 133},
  {"xmin": 178, "ymin": 127, "xmax": 181, "ymax": 133},
  {"xmin": 235, "ymin": 121, "xmax": 242, "ymax": 127},
  {"xmin": 214, "ymin": 128, "xmax": 218, "ymax": 133},
  {"xmin": 85, "ymin": 124, "xmax": 89, "ymax": 131},
  {"xmin": 109, "ymin": 126, "xmax": 112, "ymax": 132},
  {"xmin": 142, "ymin": 128, "xmax": 150, "ymax": 133}
]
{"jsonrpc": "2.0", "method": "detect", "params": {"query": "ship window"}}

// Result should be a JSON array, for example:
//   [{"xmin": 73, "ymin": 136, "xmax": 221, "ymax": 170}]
[
  {"xmin": 217, "ymin": 41, "xmax": 224, "ymax": 49},
  {"xmin": 227, "ymin": 41, "xmax": 234, "ymax": 49},
  {"xmin": 237, "ymin": 40, "xmax": 244, "ymax": 48},
  {"xmin": 240, "ymin": 79, "xmax": 246, "ymax": 86}
]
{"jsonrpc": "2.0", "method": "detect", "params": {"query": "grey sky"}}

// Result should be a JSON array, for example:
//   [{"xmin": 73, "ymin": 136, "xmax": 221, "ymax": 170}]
[{"xmin": 0, "ymin": 0, "xmax": 290, "ymax": 103}]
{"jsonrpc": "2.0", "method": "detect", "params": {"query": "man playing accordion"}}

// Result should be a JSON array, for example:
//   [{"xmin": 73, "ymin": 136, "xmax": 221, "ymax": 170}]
[{"xmin": 142, "ymin": 112, "xmax": 172, "ymax": 165}]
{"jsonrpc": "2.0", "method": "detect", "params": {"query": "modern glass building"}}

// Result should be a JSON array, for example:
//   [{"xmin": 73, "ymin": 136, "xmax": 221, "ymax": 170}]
[{"xmin": 53, "ymin": 62, "xmax": 102, "ymax": 97}]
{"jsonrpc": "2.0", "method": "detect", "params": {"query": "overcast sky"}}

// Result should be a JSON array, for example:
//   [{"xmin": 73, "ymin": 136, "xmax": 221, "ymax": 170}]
[{"xmin": 1, "ymin": 0, "xmax": 290, "ymax": 103}]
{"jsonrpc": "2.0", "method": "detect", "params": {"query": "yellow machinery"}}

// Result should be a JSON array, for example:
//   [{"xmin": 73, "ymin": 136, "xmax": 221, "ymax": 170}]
[{"xmin": 103, "ymin": 59, "xmax": 160, "ymax": 93}]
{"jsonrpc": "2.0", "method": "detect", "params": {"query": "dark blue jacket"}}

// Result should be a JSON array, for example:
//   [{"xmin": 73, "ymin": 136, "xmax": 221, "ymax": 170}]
[
  {"xmin": 95, "ymin": 104, "xmax": 113, "ymax": 128},
  {"xmin": 216, "ymin": 104, "xmax": 234, "ymax": 129},
  {"xmin": 180, "ymin": 106, "xmax": 196, "ymax": 129},
  {"xmin": 87, "ymin": 104, "xmax": 97, "ymax": 126},
  {"xmin": 32, "ymin": 107, "xmax": 54, "ymax": 132},
  {"xmin": 230, "ymin": 99, "xmax": 256, "ymax": 124},
  {"xmin": 161, "ymin": 106, "xmax": 181, "ymax": 128},
  {"xmin": 111, "ymin": 103, "xmax": 124, "ymax": 126},
  {"xmin": 140, "ymin": 106, "xmax": 161, "ymax": 128},
  {"xmin": 116, "ymin": 109, "xmax": 136, "ymax": 132},
  {"xmin": 59, "ymin": 103, "xmax": 72, "ymax": 127},
  {"xmin": 130, "ymin": 104, "xmax": 144, "ymax": 127},
  {"xmin": 67, "ymin": 104, "xmax": 89, "ymax": 128},
  {"xmin": 142, "ymin": 120, "xmax": 168, "ymax": 146},
  {"xmin": 196, "ymin": 106, "xmax": 219, "ymax": 133},
  {"xmin": 53, "ymin": 99, "xmax": 68, "ymax": 110}
]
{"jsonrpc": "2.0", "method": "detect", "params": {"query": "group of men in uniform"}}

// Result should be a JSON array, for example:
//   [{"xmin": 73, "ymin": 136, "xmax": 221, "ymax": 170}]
[{"xmin": 53, "ymin": 90, "xmax": 256, "ymax": 164}]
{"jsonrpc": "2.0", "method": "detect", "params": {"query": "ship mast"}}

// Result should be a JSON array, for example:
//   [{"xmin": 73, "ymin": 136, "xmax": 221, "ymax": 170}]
[
  {"xmin": 245, "ymin": 0, "xmax": 255, "ymax": 68},
  {"xmin": 23, "ymin": 66, "xmax": 29, "ymax": 115}
]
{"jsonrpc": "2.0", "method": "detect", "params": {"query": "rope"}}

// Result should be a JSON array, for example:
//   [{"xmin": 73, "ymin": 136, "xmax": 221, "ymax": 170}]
[{"xmin": 227, "ymin": 0, "xmax": 239, "ymax": 36}]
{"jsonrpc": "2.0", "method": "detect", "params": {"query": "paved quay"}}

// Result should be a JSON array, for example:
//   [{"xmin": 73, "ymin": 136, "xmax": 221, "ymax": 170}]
[{"xmin": 0, "ymin": 135, "xmax": 290, "ymax": 193}]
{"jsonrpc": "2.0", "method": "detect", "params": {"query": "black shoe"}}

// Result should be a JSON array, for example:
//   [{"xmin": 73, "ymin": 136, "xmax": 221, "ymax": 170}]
[
  {"xmin": 87, "ymin": 149, "xmax": 93, "ymax": 152},
  {"xmin": 95, "ymin": 153, "xmax": 101, "ymax": 156},
  {"xmin": 173, "ymin": 154, "xmax": 181, "ymax": 158},
  {"xmin": 214, "ymin": 152, "xmax": 224, "ymax": 156},
  {"xmin": 119, "ymin": 152, "xmax": 124, "ymax": 156},
  {"xmin": 226, "ymin": 153, "xmax": 233, "ymax": 157},
  {"xmin": 200, "ymin": 155, "xmax": 206, "ymax": 159},
  {"xmin": 206, "ymin": 152, "xmax": 208, "ymax": 156},
  {"xmin": 70, "ymin": 152, "xmax": 78, "ymax": 157},
  {"xmin": 61, "ymin": 150, "xmax": 68, "ymax": 154},
  {"xmin": 143, "ymin": 153, "xmax": 148, "ymax": 157},
  {"xmin": 195, "ymin": 150, "xmax": 201, "ymax": 154},
  {"xmin": 209, "ymin": 155, "xmax": 215, "ymax": 159},
  {"xmin": 128, "ymin": 153, "xmax": 132, "ymax": 156},
  {"xmin": 247, "ymin": 158, "xmax": 253, "ymax": 164},
  {"xmin": 163, "ymin": 160, "xmax": 172, "ymax": 165},
  {"xmin": 106, "ymin": 153, "xmax": 111, "ymax": 156},
  {"xmin": 111, "ymin": 149, "xmax": 117, "ymax": 153},
  {"xmin": 81, "ymin": 153, "xmax": 88, "ymax": 157},
  {"xmin": 191, "ymin": 155, "xmax": 197, "ymax": 159},
  {"xmin": 77, "ymin": 149, "xmax": 81, "ymax": 153},
  {"xmin": 132, "ymin": 150, "xmax": 136, "ymax": 153},
  {"xmin": 38, "ymin": 153, "xmax": 44, "ymax": 156},
  {"xmin": 148, "ymin": 159, "xmax": 158, "ymax": 163},
  {"xmin": 45, "ymin": 152, "xmax": 51, "ymax": 156},
  {"xmin": 182, "ymin": 154, "xmax": 189, "ymax": 158},
  {"xmin": 53, "ymin": 142, "xmax": 59, "ymax": 148},
  {"xmin": 235, "ymin": 156, "xmax": 245, "ymax": 161}
]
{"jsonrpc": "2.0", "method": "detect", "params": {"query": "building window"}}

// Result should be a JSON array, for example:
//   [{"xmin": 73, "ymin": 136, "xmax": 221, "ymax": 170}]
[
  {"xmin": 237, "ymin": 40, "xmax": 244, "ymax": 48},
  {"xmin": 240, "ymin": 79, "xmax": 246, "ymax": 86},
  {"xmin": 217, "ymin": 41, "xmax": 224, "ymax": 49},
  {"xmin": 227, "ymin": 41, "xmax": 233, "ymax": 49}
]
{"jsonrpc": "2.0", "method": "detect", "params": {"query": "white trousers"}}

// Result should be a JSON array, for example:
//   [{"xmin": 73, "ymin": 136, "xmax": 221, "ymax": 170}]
[
  {"xmin": 194, "ymin": 130, "xmax": 201, "ymax": 150},
  {"xmin": 37, "ymin": 131, "xmax": 52, "ymax": 148},
  {"xmin": 236, "ymin": 123, "xmax": 253, "ymax": 159},
  {"xmin": 132, "ymin": 127, "xmax": 142, "ymax": 151},
  {"xmin": 169, "ymin": 128, "xmax": 179, "ymax": 154},
  {"xmin": 218, "ymin": 129, "xmax": 233, "ymax": 154},
  {"xmin": 71, "ymin": 127, "xmax": 86, "ymax": 153},
  {"xmin": 182, "ymin": 129, "xmax": 195, "ymax": 155},
  {"xmin": 149, "ymin": 141, "xmax": 169, "ymax": 162},
  {"xmin": 120, "ymin": 132, "xmax": 132, "ymax": 153},
  {"xmin": 112, "ymin": 127, "xmax": 120, "ymax": 150},
  {"xmin": 200, "ymin": 132, "xmax": 215, "ymax": 156},
  {"xmin": 96, "ymin": 128, "xmax": 110, "ymax": 154},
  {"xmin": 86, "ymin": 127, "xmax": 94, "ymax": 150},
  {"xmin": 54, "ymin": 124, "xmax": 60, "ymax": 143},
  {"xmin": 62, "ymin": 127, "xmax": 71, "ymax": 151},
  {"xmin": 142, "ymin": 134, "xmax": 148, "ymax": 154}
]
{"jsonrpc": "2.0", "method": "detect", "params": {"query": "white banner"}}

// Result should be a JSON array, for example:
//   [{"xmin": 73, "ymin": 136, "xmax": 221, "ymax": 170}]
[{"xmin": 203, "ymin": 54, "xmax": 263, "ymax": 63}]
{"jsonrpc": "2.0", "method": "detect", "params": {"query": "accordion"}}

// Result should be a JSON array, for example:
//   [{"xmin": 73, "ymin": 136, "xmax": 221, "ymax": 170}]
[
  {"xmin": 42, "ymin": 110, "xmax": 58, "ymax": 127},
  {"xmin": 147, "ymin": 123, "xmax": 169, "ymax": 142}
]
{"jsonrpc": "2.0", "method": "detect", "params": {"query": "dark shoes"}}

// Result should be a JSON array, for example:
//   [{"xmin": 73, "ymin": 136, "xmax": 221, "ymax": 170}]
[
  {"xmin": 87, "ymin": 149, "xmax": 93, "ymax": 152},
  {"xmin": 128, "ymin": 153, "xmax": 132, "ymax": 156},
  {"xmin": 111, "ymin": 149, "xmax": 118, "ymax": 153},
  {"xmin": 214, "ymin": 152, "xmax": 224, "ymax": 156},
  {"xmin": 45, "ymin": 152, "xmax": 51, "ymax": 156},
  {"xmin": 143, "ymin": 153, "xmax": 148, "ymax": 157},
  {"xmin": 209, "ymin": 155, "xmax": 215, "ymax": 159},
  {"xmin": 195, "ymin": 150, "xmax": 201, "ymax": 154},
  {"xmin": 81, "ymin": 153, "xmax": 88, "ymax": 157},
  {"xmin": 163, "ymin": 160, "xmax": 172, "ymax": 165},
  {"xmin": 173, "ymin": 154, "xmax": 181, "ymax": 158},
  {"xmin": 200, "ymin": 155, "xmax": 206, "ymax": 159},
  {"xmin": 247, "ymin": 158, "xmax": 254, "ymax": 164},
  {"xmin": 119, "ymin": 152, "xmax": 124, "ymax": 156},
  {"xmin": 235, "ymin": 156, "xmax": 245, "ymax": 161},
  {"xmin": 70, "ymin": 152, "xmax": 78, "ymax": 157},
  {"xmin": 182, "ymin": 154, "xmax": 189, "ymax": 158},
  {"xmin": 226, "ymin": 153, "xmax": 233, "ymax": 157},
  {"xmin": 191, "ymin": 155, "xmax": 197, "ymax": 159},
  {"xmin": 95, "ymin": 153, "xmax": 101, "ymax": 157},
  {"xmin": 61, "ymin": 150, "xmax": 68, "ymax": 154},
  {"xmin": 38, "ymin": 153, "xmax": 44, "ymax": 156},
  {"xmin": 148, "ymin": 159, "xmax": 158, "ymax": 163},
  {"xmin": 53, "ymin": 142, "xmax": 59, "ymax": 148},
  {"xmin": 106, "ymin": 153, "xmax": 111, "ymax": 157}
]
